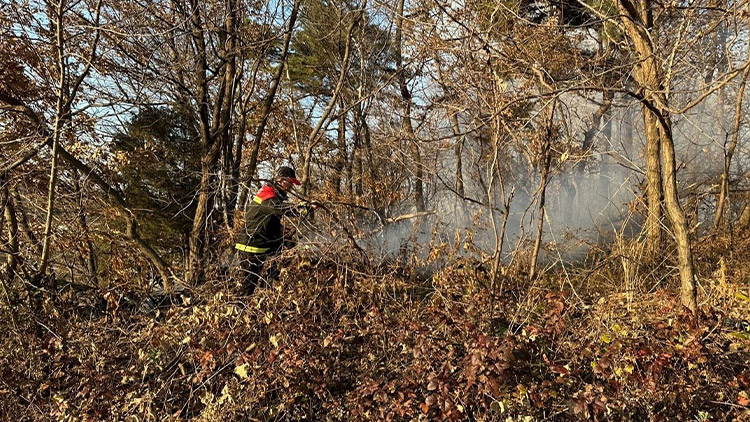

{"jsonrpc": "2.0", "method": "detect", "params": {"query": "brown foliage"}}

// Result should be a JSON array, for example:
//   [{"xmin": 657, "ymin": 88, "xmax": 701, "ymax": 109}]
[{"xmin": 2, "ymin": 236, "xmax": 750, "ymax": 421}]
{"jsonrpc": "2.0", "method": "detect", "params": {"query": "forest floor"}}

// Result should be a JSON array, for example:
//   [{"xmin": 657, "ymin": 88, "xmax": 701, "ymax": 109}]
[{"xmin": 1, "ymin": 232, "xmax": 750, "ymax": 421}]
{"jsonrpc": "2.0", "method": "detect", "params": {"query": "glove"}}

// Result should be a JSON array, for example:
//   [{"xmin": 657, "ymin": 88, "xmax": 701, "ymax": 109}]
[{"xmin": 298, "ymin": 202, "xmax": 315, "ymax": 219}]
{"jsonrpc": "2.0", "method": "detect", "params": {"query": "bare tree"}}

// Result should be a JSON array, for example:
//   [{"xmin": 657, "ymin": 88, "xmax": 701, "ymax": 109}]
[
  {"xmin": 238, "ymin": 0, "xmax": 303, "ymax": 213},
  {"xmin": 395, "ymin": 0, "xmax": 424, "ymax": 212},
  {"xmin": 298, "ymin": 0, "xmax": 366, "ymax": 194},
  {"xmin": 713, "ymin": 7, "xmax": 750, "ymax": 230},
  {"xmin": 37, "ymin": 0, "xmax": 102, "ymax": 276},
  {"xmin": 614, "ymin": 0, "xmax": 697, "ymax": 310},
  {"xmin": 529, "ymin": 98, "xmax": 556, "ymax": 280}
]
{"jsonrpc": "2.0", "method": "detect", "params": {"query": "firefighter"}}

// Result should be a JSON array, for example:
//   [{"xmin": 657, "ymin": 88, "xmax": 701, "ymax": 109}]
[{"xmin": 233, "ymin": 166, "xmax": 314, "ymax": 295}]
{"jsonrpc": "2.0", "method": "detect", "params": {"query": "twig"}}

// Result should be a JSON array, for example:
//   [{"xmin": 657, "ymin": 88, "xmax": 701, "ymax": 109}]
[
  {"xmin": 709, "ymin": 400, "xmax": 749, "ymax": 410},
  {"xmin": 304, "ymin": 200, "xmax": 370, "ymax": 263},
  {"xmin": 36, "ymin": 319, "xmax": 61, "ymax": 340}
]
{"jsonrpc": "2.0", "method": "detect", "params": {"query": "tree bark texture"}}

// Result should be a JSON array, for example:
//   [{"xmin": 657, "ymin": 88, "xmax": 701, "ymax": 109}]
[
  {"xmin": 642, "ymin": 106, "xmax": 663, "ymax": 253},
  {"xmin": 659, "ymin": 119, "xmax": 697, "ymax": 311},
  {"xmin": 617, "ymin": 0, "xmax": 696, "ymax": 311}
]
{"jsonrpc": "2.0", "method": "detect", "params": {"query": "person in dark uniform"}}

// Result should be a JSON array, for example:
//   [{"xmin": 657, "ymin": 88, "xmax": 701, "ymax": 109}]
[{"xmin": 233, "ymin": 166, "xmax": 314, "ymax": 295}]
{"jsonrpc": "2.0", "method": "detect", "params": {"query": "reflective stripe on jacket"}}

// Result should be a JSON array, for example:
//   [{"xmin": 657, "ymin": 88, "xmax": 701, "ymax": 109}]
[
  {"xmin": 234, "ymin": 243, "xmax": 270, "ymax": 254},
  {"xmin": 235, "ymin": 185, "xmax": 288, "ymax": 254}
]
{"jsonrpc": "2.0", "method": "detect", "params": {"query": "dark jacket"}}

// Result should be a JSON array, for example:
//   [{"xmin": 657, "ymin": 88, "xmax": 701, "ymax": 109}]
[{"xmin": 235, "ymin": 184, "xmax": 309, "ymax": 254}]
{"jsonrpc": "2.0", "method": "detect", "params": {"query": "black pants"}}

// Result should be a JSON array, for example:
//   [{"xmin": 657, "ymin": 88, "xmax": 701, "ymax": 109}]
[
  {"xmin": 233, "ymin": 252, "xmax": 284, "ymax": 295},
  {"xmin": 232, "ymin": 253, "xmax": 267, "ymax": 295}
]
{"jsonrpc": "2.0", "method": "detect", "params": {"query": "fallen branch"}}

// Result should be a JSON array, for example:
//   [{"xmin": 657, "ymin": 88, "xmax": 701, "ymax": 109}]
[{"xmin": 386, "ymin": 211, "xmax": 435, "ymax": 224}]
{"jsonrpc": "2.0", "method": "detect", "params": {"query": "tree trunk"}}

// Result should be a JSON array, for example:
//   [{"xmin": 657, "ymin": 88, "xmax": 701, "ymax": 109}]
[
  {"xmin": 435, "ymin": 55, "xmax": 465, "ymax": 197},
  {"xmin": 529, "ymin": 132, "xmax": 552, "ymax": 280},
  {"xmin": 598, "ymin": 100, "xmax": 614, "ymax": 202},
  {"xmin": 185, "ymin": 0, "xmax": 212, "ymax": 285},
  {"xmin": 659, "ymin": 118, "xmax": 697, "ymax": 311},
  {"xmin": 35, "ymin": 0, "xmax": 102, "ymax": 277},
  {"xmin": 39, "ymin": 0, "xmax": 68, "ymax": 276},
  {"xmin": 529, "ymin": 97, "xmax": 555, "ymax": 280},
  {"xmin": 222, "ymin": 99, "xmax": 241, "ymax": 230},
  {"xmin": 712, "ymin": 35, "xmax": 750, "ymax": 230},
  {"xmin": 336, "ymin": 100, "xmax": 348, "ymax": 195},
  {"xmin": 188, "ymin": 161, "xmax": 216, "ymax": 285},
  {"xmin": 13, "ymin": 187, "xmax": 40, "ymax": 255},
  {"xmin": 228, "ymin": 99, "xmax": 247, "ymax": 219},
  {"xmin": 621, "ymin": 104, "xmax": 634, "ymax": 180},
  {"xmin": 353, "ymin": 137, "xmax": 362, "ymax": 197},
  {"xmin": 615, "ymin": 0, "xmax": 664, "ymax": 254},
  {"xmin": 78, "ymin": 204, "xmax": 97, "ymax": 285},
  {"xmin": 709, "ymin": 6, "xmax": 729, "ymax": 229},
  {"xmin": 395, "ymin": 0, "xmax": 424, "ymax": 212},
  {"xmin": 187, "ymin": 0, "xmax": 241, "ymax": 285},
  {"xmin": 408, "ymin": 116, "xmax": 424, "ymax": 212},
  {"xmin": 711, "ymin": 86, "xmax": 727, "ymax": 228},
  {"xmin": 453, "ymin": 123, "xmax": 465, "ymax": 197},
  {"xmin": 617, "ymin": 0, "xmax": 696, "ymax": 311},
  {"xmin": 488, "ymin": 116, "xmax": 513, "ymax": 292},
  {"xmin": 642, "ymin": 107, "xmax": 663, "ymax": 253},
  {"xmin": 39, "ymin": 127, "xmax": 61, "ymax": 276},
  {"xmin": 581, "ymin": 92, "xmax": 613, "ymax": 158},
  {"xmin": 349, "ymin": 125, "xmax": 359, "ymax": 197},
  {"xmin": 3, "ymin": 185, "xmax": 19, "ymax": 281},
  {"xmin": 73, "ymin": 172, "xmax": 98, "ymax": 285}
]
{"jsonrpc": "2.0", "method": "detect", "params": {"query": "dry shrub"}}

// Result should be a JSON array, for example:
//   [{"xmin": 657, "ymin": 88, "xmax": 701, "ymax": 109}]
[{"xmin": 1, "ymin": 234, "xmax": 749, "ymax": 421}]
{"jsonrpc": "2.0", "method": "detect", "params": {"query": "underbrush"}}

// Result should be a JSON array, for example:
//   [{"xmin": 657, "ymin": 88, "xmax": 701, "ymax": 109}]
[{"xmin": 1, "ymin": 235, "xmax": 749, "ymax": 421}]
